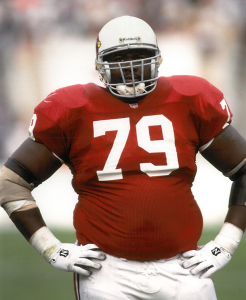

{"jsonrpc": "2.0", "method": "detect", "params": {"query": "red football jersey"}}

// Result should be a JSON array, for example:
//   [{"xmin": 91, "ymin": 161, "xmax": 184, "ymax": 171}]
[{"xmin": 29, "ymin": 76, "xmax": 232, "ymax": 260}]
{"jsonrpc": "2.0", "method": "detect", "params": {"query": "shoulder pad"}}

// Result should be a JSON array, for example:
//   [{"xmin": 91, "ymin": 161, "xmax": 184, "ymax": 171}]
[{"xmin": 169, "ymin": 75, "xmax": 208, "ymax": 96}]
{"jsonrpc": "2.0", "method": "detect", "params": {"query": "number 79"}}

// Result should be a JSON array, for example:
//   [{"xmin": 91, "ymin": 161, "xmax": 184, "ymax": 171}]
[{"xmin": 93, "ymin": 114, "xmax": 179, "ymax": 181}]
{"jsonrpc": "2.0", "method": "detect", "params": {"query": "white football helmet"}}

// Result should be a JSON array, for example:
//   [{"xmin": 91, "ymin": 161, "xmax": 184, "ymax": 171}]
[{"xmin": 95, "ymin": 16, "xmax": 162, "ymax": 98}]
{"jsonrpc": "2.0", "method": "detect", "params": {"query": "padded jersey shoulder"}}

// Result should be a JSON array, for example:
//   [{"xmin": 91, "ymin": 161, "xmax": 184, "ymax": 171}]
[
  {"xmin": 31, "ymin": 83, "xmax": 107, "ymax": 161},
  {"xmin": 35, "ymin": 83, "xmax": 107, "ymax": 121},
  {"xmin": 44, "ymin": 83, "xmax": 105, "ymax": 108},
  {"xmin": 162, "ymin": 75, "xmax": 213, "ymax": 97}
]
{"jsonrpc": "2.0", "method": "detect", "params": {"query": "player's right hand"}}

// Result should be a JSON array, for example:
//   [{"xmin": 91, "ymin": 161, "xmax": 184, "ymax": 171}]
[{"xmin": 50, "ymin": 243, "xmax": 106, "ymax": 276}]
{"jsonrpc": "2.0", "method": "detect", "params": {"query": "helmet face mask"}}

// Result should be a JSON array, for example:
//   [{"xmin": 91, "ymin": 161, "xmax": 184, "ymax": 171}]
[{"xmin": 95, "ymin": 16, "xmax": 162, "ymax": 99}]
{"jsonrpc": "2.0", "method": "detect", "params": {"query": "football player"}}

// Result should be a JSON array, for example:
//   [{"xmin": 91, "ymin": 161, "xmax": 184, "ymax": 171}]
[{"xmin": 1, "ymin": 16, "xmax": 246, "ymax": 300}]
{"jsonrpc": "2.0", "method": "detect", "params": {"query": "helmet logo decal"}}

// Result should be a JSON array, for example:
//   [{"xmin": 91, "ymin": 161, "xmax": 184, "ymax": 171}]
[
  {"xmin": 96, "ymin": 35, "xmax": 101, "ymax": 54},
  {"xmin": 119, "ymin": 36, "xmax": 141, "ymax": 43}
]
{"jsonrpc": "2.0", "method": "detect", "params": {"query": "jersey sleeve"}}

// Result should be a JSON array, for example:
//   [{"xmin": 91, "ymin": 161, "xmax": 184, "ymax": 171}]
[
  {"xmin": 192, "ymin": 79, "xmax": 232, "ymax": 149},
  {"xmin": 29, "ymin": 89, "xmax": 72, "ymax": 161}
]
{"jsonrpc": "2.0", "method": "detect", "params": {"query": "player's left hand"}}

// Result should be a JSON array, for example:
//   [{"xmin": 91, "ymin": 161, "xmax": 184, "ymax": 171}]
[{"xmin": 182, "ymin": 241, "xmax": 231, "ymax": 278}]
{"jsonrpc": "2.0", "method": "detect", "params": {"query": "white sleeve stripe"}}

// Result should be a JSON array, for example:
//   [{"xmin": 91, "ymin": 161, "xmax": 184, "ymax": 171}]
[
  {"xmin": 52, "ymin": 152, "xmax": 64, "ymax": 164},
  {"xmin": 223, "ymin": 159, "xmax": 246, "ymax": 177},
  {"xmin": 199, "ymin": 138, "xmax": 214, "ymax": 153}
]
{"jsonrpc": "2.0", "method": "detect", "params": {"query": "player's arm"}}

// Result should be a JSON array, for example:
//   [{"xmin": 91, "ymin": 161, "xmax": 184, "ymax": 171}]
[
  {"xmin": 0, "ymin": 138, "xmax": 105, "ymax": 275},
  {"xmin": 201, "ymin": 125, "xmax": 246, "ymax": 231},
  {"xmin": 182, "ymin": 125, "xmax": 246, "ymax": 278},
  {"xmin": 6, "ymin": 138, "xmax": 62, "ymax": 240}
]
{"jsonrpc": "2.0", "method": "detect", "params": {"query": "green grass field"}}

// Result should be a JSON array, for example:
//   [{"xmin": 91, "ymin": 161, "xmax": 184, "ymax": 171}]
[{"xmin": 1, "ymin": 226, "xmax": 246, "ymax": 300}]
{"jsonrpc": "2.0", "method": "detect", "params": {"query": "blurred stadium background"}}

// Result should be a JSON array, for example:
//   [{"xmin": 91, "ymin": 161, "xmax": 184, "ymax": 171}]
[{"xmin": 1, "ymin": 0, "xmax": 246, "ymax": 299}]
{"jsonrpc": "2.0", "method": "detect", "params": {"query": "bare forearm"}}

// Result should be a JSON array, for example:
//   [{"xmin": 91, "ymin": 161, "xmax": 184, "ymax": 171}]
[
  {"xmin": 10, "ymin": 207, "xmax": 46, "ymax": 241},
  {"xmin": 225, "ymin": 205, "xmax": 246, "ymax": 232}
]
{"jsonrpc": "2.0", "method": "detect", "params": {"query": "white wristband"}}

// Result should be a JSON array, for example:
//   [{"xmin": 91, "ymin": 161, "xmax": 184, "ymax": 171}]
[
  {"xmin": 29, "ymin": 226, "xmax": 62, "ymax": 263},
  {"xmin": 214, "ymin": 222, "xmax": 243, "ymax": 255}
]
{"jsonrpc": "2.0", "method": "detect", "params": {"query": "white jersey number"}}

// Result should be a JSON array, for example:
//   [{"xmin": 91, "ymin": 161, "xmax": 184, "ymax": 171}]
[
  {"xmin": 93, "ymin": 115, "xmax": 179, "ymax": 181},
  {"xmin": 137, "ymin": 115, "xmax": 179, "ymax": 177},
  {"xmin": 220, "ymin": 99, "xmax": 231, "ymax": 129},
  {"xmin": 29, "ymin": 114, "xmax": 37, "ymax": 140},
  {"xmin": 94, "ymin": 118, "xmax": 130, "ymax": 181}
]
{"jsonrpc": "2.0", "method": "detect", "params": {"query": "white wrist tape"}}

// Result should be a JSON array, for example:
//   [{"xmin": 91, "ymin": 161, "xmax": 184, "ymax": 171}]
[
  {"xmin": 29, "ymin": 226, "xmax": 62, "ymax": 263},
  {"xmin": 214, "ymin": 222, "xmax": 243, "ymax": 255}
]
